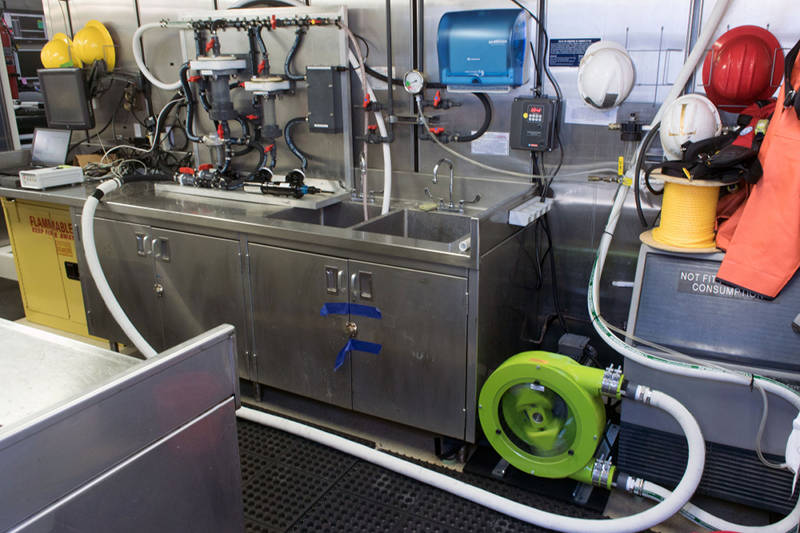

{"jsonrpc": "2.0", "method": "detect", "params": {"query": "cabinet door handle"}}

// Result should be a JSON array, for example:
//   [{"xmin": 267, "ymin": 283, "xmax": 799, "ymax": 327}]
[
  {"xmin": 153, "ymin": 238, "xmax": 170, "ymax": 262},
  {"xmin": 358, "ymin": 271, "xmax": 373, "ymax": 300},
  {"xmin": 350, "ymin": 273, "xmax": 357, "ymax": 299},
  {"xmin": 325, "ymin": 266, "xmax": 340, "ymax": 294},
  {"xmin": 137, "ymin": 234, "xmax": 151, "ymax": 256}
]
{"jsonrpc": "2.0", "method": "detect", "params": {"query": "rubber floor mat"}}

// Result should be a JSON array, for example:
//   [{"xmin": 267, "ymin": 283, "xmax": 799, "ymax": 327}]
[{"xmin": 237, "ymin": 418, "xmax": 604, "ymax": 532}]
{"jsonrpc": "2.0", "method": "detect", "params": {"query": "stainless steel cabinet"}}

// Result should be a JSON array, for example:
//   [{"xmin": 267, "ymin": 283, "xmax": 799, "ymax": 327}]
[
  {"xmin": 249, "ymin": 244, "xmax": 353, "ymax": 408},
  {"xmin": 76, "ymin": 217, "xmax": 249, "ymax": 377},
  {"xmin": 349, "ymin": 261, "xmax": 468, "ymax": 437},
  {"xmin": 249, "ymin": 244, "xmax": 469, "ymax": 438},
  {"xmin": 81, "ymin": 217, "xmax": 164, "ymax": 350},
  {"xmin": 153, "ymin": 227, "xmax": 248, "ymax": 369}
]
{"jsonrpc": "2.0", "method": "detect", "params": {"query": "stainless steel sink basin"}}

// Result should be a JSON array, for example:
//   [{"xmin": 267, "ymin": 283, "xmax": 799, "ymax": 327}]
[
  {"xmin": 353, "ymin": 209, "xmax": 472, "ymax": 245},
  {"xmin": 267, "ymin": 202, "xmax": 382, "ymax": 228}
]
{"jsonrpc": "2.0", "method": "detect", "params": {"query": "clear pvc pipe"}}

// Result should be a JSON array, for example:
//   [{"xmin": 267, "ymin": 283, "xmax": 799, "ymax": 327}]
[
  {"xmin": 345, "ymin": 48, "xmax": 392, "ymax": 215},
  {"xmin": 238, "ymin": 387, "xmax": 704, "ymax": 533},
  {"xmin": 642, "ymin": 482, "xmax": 800, "ymax": 533}
]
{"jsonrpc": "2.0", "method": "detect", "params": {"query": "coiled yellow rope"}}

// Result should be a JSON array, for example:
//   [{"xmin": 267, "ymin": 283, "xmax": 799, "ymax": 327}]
[{"xmin": 650, "ymin": 178, "xmax": 721, "ymax": 250}]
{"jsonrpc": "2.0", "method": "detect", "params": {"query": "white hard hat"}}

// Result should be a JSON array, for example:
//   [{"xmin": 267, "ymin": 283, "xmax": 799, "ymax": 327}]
[
  {"xmin": 577, "ymin": 41, "xmax": 635, "ymax": 109},
  {"xmin": 659, "ymin": 94, "xmax": 722, "ymax": 160}
]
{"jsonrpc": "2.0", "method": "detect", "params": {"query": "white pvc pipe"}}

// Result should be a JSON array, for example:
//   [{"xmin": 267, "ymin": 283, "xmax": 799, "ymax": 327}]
[
  {"xmin": 80, "ymin": 180, "xmax": 158, "ymax": 359},
  {"xmin": 132, "ymin": 23, "xmax": 184, "ymax": 92},
  {"xmin": 238, "ymin": 388, "xmax": 705, "ymax": 533}
]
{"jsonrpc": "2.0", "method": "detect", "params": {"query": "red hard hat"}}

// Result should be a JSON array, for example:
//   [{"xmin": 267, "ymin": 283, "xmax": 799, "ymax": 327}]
[{"xmin": 702, "ymin": 25, "xmax": 784, "ymax": 111}]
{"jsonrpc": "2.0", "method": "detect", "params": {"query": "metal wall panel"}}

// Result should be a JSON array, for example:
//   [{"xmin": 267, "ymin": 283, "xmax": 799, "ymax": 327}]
[
  {"xmin": 174, "ymin": 6, "xmax": 353, "ymax": 182},
  {"xmin": 137, "ymin": 0, "xmax": 215, "ymax": 114}
]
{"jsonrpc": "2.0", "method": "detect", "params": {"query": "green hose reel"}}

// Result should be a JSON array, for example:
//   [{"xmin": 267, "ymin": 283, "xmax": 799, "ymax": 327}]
[{"xmin": 478, "ymin": 351, "xmax": 623, "ymax": 489}]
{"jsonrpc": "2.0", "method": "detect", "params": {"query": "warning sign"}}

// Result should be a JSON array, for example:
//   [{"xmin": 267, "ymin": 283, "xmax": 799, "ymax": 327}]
[
  {"xmin": 29, "ymin": 215, "xmax": 73, "ymax": 240},
  {"xmin": 677, "ymin": 270, "xmax": 762, "ymax": 301},
  {"xmin": 548, "ymin": 38, "xmax": 600, "ymax": 67}
]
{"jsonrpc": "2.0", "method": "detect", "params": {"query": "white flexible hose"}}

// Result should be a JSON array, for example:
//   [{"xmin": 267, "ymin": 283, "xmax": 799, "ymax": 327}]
[
  {"xmin": 238, "ymin": 388, "xmax": 704, "ymax": 533},
  {"xmin": 588, "ymin": 0, "xmax": 800, "ymax": 528},
  {"xmin": 132, "ymin": 23, "xmax": 183, "ymax": 91},
  {"xmin": 642, "ymin": 482, "xmax": 799, "ymax": 533},
  {"xmin": 80, "ymin": 180, "xmax": 158, "ymax": 359}
]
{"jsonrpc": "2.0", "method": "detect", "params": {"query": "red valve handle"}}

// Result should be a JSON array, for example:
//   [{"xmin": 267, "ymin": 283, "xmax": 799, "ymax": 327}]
[
  {"xmin": 216, "ymin": 123, "xmax": 225, "ymax": 139},
  {"xmin": 429, "ymin": 127, "xmax": 444, "ymax": 135},
  {"xmin": 264, "ymin": 144, "xmax": 275, "ymax": 153},
  {"xmin": 178, "ymin": 167, "xmax": 195, "ymax": 175},
  {"xmin": 188, "ymin": 75, "xmax": 202, "ymax": 83},
  {"xmin": 198, "ymin": 163, "xmax": 213, "ymax": 171}
]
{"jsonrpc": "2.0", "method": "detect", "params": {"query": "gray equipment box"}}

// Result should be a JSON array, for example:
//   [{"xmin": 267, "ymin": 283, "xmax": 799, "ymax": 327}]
[
  {"xmin": 619, "ymin": 245, "xmax": 799, "ymax": 514},
  {"xmin": 306, "ymin": 66, "xmax": 343, "ymax": 134}
]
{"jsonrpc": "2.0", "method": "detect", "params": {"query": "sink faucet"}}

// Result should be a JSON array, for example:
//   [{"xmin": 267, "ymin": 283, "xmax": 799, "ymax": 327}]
[{"xmin": 432, "ymin": 158, "xmax": 456, "ymax": 211}]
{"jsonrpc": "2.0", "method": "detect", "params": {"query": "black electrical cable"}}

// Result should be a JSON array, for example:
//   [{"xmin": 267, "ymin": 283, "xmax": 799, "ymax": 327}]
[
  {"xmin": 256, "ymin": 26, "xmax": 270, "ymax": 75},
  {"xmin": 284, "ymin": 116, "xmax": 310, "ymax": 169},
  {"xmin": 285, "ymin": 27, "xmax": 306, "ymax": 81},
  {"xmin": 451, "ymin": 93, "xmax": 492, "ymax": 143},
  {"xmin": 644, "ymin": 164, "xmax": 665, "ymax": 196},
  {"xmin": 540, "ymin": 213, "xmax": 568, "ymax": 333},
  {"xmin": 354, "ymin": 33, "xmax": 369, "ymax": 61},
  {"xmin": 633, "ymin": 122, "xmax": 661, "ymax": 228},
  {"xmin": 365, "ymin": 64, "xmax": 445, "ymax": 89},
  {"xmin": 178, "ymin": 62, "xmax": 203, "ymax": 143}
]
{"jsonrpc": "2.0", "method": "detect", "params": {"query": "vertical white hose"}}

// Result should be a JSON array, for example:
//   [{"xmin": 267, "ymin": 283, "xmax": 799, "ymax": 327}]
[
  {"xmin": 238, "ymin": 388, "xmax": 704, "ymax": 533},
  {"xmin": 345, "ymin": 43, "xmax": 392, "ymax": 215},
  {"xmin": 80, "ymin": 180, "xmax": 158, "ymax": 359}
]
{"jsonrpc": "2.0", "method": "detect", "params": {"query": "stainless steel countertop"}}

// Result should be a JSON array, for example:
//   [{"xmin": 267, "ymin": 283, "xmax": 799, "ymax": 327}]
[
  {"xmin": 0, "ymin": 319, "xmax": 138, "ymax": 430},
  {"xmin": 0, "ymin": 176, "xmax": 533, "ymax": 269}
]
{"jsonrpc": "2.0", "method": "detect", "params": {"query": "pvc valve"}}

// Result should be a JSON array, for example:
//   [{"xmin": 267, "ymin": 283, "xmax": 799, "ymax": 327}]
[{"xmin": 786, "ymin": 413, "xmax": 800, "ymax": 494}]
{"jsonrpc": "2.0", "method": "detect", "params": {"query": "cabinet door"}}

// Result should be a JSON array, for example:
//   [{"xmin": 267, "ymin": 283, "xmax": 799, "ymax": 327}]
[
  {"xmin": 349, "ymin": 261, "xmax": 468, "ymax": 438},
  {"xmin": 77, "ymin": 216, "xmax": 164, "ymax": 350},
  {"xmin": 249, "ymin": 244, "xmax": 352, "ymax": 408},
  {"xmin": 152, "ymin": 228, "xmax": 250, "ymax": 377}
]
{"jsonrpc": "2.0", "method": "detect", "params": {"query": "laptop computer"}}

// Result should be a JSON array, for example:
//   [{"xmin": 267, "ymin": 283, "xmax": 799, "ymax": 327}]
[{"xmin": 0, "ymin": 128, "xmax": 72, "ymax": 176}]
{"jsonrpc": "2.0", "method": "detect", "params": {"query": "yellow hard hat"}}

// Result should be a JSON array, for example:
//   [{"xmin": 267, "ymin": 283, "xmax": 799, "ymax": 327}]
[
  {"xmin": 73, "ymin": 20, "xmax": 115, "ymax": 71},
  {"xmin": 40, "ymin": 33, "xmax": 82, "ymax": 68}
]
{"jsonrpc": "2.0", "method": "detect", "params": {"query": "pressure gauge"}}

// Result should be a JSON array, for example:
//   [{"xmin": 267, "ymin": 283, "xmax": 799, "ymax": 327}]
[{"xmin": 402, "ymin": 70, "xmax": 425, "ymax": 95}]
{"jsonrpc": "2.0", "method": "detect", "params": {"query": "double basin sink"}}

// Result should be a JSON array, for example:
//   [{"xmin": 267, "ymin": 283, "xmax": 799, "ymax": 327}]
[{"xmin": 267, "ymin": 202, "xmax": 474, "ymax": 250}]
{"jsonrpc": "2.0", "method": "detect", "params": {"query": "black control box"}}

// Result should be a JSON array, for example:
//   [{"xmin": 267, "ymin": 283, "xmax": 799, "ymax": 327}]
[
  {"xmin": 509, "ymin": 97, "xmax": 559, "ymax": 151},
  {"xmin": 306, "ymin": 66, "xmax": 343, "ymax": 134}
]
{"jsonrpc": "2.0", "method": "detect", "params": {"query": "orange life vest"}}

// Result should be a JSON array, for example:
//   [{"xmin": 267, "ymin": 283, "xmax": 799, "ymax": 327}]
[{"xmin": 716, "ymin": 42, "xmax": 800, "ymax": 298}]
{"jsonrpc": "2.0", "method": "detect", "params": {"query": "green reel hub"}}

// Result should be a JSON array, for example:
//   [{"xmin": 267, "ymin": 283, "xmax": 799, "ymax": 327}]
[{"xmin": 478, "ymin": 351, "xmax": 623, "ymax": 487}]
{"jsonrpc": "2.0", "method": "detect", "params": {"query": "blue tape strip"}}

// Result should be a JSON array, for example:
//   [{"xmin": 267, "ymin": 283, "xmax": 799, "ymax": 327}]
[
  {"xmin": 334, "ymin": 338, "xmax": 381, "ymax": 371},
  {"xmin": 320, "ymin": 302, "xmax": 349, "ymax": 317},
  {"xmin": 320, "ymin": 302, "xmax": 382, "ymax": 319}
]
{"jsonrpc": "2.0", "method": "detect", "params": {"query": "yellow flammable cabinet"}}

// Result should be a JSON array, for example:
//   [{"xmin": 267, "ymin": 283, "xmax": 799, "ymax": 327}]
[{"xmin": 2, "ymin": 198, "xmax": 94, "ymax": 337}]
